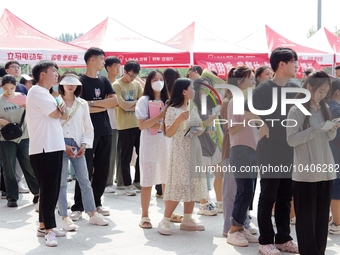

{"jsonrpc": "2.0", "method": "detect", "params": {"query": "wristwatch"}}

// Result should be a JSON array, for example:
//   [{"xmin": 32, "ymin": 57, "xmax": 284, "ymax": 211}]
[{"xmin": 90, "ymin": 101, "xmax": 95, "ymax": 107}]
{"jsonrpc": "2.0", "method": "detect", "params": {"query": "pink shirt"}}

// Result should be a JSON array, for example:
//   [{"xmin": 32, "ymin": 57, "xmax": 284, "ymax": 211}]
[{"xmin": 227, "ymin": 98, "xmax": 259, "ymax": 151}]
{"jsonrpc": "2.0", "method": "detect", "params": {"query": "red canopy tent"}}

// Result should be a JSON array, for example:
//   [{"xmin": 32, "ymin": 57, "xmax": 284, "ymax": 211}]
[
  {"xmin": 0, "ymin": 9, "xmax": 86, "ymax": 66},
  {"xmin": 304, "ymin": 27, "xmax": 340, "ymax": 65},
  {"xmin": 235, "ymin": 25, "xmax": 333, "ymax": 66},
  {"xmin": 71, "ymin": 17, "xmax": 190, "ymax": 67},
  {"xmin": 165, "ymin": 22, "xmax": 268, "ymax": 64}
]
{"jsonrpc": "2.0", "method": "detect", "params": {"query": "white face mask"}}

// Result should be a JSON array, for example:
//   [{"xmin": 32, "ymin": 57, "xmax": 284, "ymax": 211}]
[{"xmin": 151, "ymin": 80, "xmax": 164, "ymax": 92}]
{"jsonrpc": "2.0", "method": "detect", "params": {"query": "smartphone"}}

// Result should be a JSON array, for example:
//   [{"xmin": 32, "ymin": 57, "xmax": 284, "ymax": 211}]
[{"xmin": 71, "ymin": 147, "xmax": 78, "ymax": 154}]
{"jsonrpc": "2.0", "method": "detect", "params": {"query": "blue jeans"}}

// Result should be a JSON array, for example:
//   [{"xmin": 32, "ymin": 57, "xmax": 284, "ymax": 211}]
[
  {"xmin": 58, "ymin": 138, "xmax": 96, "ymax": 216},
  {"xmin": 230, "ymin": 145, "xmax": 256, "ymax": 227},
  {"xmin": 330, "ymin": 141, "xmax": 340, "ymax": 199},
  {"xmin": 0, "ymin": 138, "xmax": 39, "ymax": 200},
  {"xmin": 222, "ymin": 158, "xmax": 251, "ymax": 233}
]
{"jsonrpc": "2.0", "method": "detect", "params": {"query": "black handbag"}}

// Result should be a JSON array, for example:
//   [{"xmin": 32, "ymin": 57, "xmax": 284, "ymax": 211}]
[{"xmin": 1, "ymin": 111, "xmax": 26, "ymax": 141}]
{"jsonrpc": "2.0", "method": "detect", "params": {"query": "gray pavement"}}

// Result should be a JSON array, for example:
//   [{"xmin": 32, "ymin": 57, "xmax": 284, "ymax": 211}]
[{"xmin": 0, "ymin": 178, "xmax": 339, "ymax": 255}]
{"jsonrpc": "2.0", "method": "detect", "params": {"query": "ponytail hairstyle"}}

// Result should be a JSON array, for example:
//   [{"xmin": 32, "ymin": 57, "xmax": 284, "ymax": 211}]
[
  {"xmin": 226, "ymin": 66, "xmax": 253, "ymax": 98},
  {"xmin": 163, "ymin": 78, "xmax": 191, "ymax": 135},
  {"xmin": 295, "ymin": 70, "xmax": 332, "ymax": 130}
]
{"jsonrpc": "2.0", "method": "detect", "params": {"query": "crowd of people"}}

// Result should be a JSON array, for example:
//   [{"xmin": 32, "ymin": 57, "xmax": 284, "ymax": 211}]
[{"xmin": 0, "ymin": 46, "xmax": 339, "ymax": 255}]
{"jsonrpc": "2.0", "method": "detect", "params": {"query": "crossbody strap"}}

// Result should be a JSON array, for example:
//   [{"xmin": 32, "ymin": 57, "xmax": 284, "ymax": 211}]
[
  {"xmin": 61, "ymin": 101, "xmax": 81, "ymax": 127},
  {"xmin": 18, "ymin": 110, "xmax": 26, "ymax": 127}
]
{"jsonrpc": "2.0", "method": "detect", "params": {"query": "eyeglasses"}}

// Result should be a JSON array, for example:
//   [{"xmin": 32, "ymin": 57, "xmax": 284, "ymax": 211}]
[
  {"xmin": 126, "ymin": 72, "xmax": 138, "ymax": 79},
  {"xmin": 9, "ymin": 65, "xmax": 21, "ymax": 70}
]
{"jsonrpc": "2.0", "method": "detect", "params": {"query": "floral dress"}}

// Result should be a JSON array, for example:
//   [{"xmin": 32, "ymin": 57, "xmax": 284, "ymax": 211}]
[{"xmin": 163, "ymin": 106, "xmax": 207, "ymax": 202}]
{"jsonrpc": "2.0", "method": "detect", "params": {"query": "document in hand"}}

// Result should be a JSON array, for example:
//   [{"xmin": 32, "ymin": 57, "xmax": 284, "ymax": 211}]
[{"xmin": 148, "ymin": 100, "xmax": 164, "ymax": 135}]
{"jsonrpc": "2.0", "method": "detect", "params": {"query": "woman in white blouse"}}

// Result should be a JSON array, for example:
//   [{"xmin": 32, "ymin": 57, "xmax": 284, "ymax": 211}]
[{"xmin": 57, "ymin": 72, "xmax": 108, "ymax": 231}]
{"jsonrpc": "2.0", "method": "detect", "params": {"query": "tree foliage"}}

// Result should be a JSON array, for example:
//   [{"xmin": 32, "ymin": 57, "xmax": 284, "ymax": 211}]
[
  {"xmin": 307, "ymin": 26, "xmax": 317, "ymax": 38},
  {"xmin": 334, "ymin": 26, "xmax": 340, "ymax": 37},
  {"xmin": 56, "ymin": 32, "xmax": 83, "ymax": 42}
]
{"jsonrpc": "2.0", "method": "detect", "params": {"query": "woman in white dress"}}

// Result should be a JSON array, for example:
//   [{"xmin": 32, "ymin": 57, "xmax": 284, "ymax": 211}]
[
  {"xmin": 158, "ymin": 78, "xmax": 207, "ymax": 236},
  {"xmin": 135, "ymin": 70, "xmax": 169, "ymax": 228}
]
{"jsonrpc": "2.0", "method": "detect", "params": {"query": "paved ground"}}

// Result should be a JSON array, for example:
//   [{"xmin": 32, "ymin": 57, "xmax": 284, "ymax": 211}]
[{"xmin": 0, "ymin": 178, "xmax": 339, "ymax": 255}]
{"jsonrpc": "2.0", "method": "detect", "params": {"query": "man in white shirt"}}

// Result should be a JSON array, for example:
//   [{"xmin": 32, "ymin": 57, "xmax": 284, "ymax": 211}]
[{"xmin": 26, "ymin": 60, "xmax": 68, "ymax": 247}]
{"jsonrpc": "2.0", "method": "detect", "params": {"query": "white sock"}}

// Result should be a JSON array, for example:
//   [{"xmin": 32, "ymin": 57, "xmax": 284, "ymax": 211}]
[
  {"xmin": 183, "ymin": 214, "xmax": 192, "ymax": 222},
  {"xmin": 162, "ymin": 217, "xmax": 170, "ymax": 223}
]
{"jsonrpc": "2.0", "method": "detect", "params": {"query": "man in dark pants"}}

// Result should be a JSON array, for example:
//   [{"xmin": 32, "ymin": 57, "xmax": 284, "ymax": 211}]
[
  {"xmin": 113, "ymin": 60, "xmax": 143, "ymax": 196},
  {"xmin": 70, "ymin": 48, "xmax": 118, "ymax": 220},
  {"xmin": 27, "ymin": 60, "xmax": 68, "ymax": 247},
  {"xmin": 245, "ymin": 47, "xmax": 299, "ymax": 255}
]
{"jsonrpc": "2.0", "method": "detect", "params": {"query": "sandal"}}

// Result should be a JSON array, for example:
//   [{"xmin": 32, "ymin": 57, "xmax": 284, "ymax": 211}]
[
  {"xmin": 139, "ymin": 217, "xmax": 152, "ymax": 229},
  {"xmin": 170, "ymin": 212, "xmax": 183, "ymax": 223}
]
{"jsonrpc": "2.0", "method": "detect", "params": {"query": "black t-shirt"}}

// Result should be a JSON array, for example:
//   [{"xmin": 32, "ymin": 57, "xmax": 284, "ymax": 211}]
[
  {"xmin": 244, "ymin": 80, "xmax": 298, "ymax": 168},
  {"xmin": 80, "ymin": 75, "xmax": 115, "ymax": 136}
]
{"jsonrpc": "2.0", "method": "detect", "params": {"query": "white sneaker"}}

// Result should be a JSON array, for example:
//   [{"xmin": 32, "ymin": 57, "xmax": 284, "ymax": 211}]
[
  {"xmin": 116, "ymin": 185, "xmax": 125, "ymax": 190},
  {"xmin": 132, "ymin": 182, "xmax": 141, "ymax": 193},
  {"xmin": 62, "ymin": 217, "xmax": 77, "ymax": 231},
  {"xmin": 37, "ymin": 228, "xmax": 66, "ymax": 237},
  {"xmin": 329, "ymin": 222, "xmax": 340, "ymax": 234},
  {"xmin": 45, "ymin": 231, "xmax": 58, "ymax": 247},
  {"xmin": 96, "ymin": 206, "xmax": 110, "ymax": 216},
  {"xmin": 259, "ymin": 244, "xmax": 281, "ymax": 255},
  {"xmin": 238, "ymin": 229, "xmax": 258, "ymax": 243},
  {"xmin": 69, "ymin": 211, "xmax": 82, "ymax": 221},
  {"xmin": 226, "ymin": 231, "xmax": 248, "ymax": 247},
  {"xmin": 89, "ymin": 212, "xmax": 109, "ymax": 226},
  {"xmin": 104, "ymin": 186, "xmax": 116, "ymax": 193},
  {"xmin": 197, "ymin": 203, "xmax": 217, "ymax": 216},
  {"xmin": 124, "ymin": 185, "xmax": 137, "ymax": 196},
  {"xmin": 245, "ymin": 227, "xmax": 258, "ymax": 235},
  {"xmin": 215, "ymin": 202, "xmax": 223, "ymax": 213},
  {"xmin": 158, "ymin": 219, "xmax": 172, "ymax": 235},
  {"xmin": 18, "ymin": 181, "xmax": 29, "ymax": 193}
]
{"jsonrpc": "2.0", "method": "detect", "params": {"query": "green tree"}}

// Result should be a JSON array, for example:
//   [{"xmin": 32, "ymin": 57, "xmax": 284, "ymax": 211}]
[
  {"xmin": 334, "ymin": 26, "xmax": 340, "ymax": 37},
  {"xmin": 56, "ymin": 32, "xmax": 83, "ymax": 42},
  {"xmin": 307, "ymin": 26, "xmax": 317, "ymax": 38}
]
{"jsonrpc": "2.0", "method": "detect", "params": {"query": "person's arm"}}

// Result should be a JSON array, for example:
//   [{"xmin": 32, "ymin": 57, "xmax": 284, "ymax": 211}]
[
  {"xmin": 80, "ymin": 102, "xmax": 94, "ymax": 148},
  {"xmin": 112, "ymin": 82, "xmax": 137, "ymax": 111},
  {"xmin": 286, "ymin": 109, "xmax": 322, "ymax": 147},
  {"xmin": 49, "ymin": 102, "xmax": 68, "ymax": 120},
  {"xmin": 165, "ymin": 110, "xmax": 189, "ymax": 138},
  {"xmin": 88, "ymin": 94, "xmax": 118, "ymax": 109},
  {"xmin": 138, "ymin": 110, "xmax": 165, "ymax": 130},
  {"xmin": 202, "ymin": 114, "xmax": 218, "ymax": 127},
  {"xmin": 88, "ymin": 107, "xmax": 107, "ymax": 113},
  {"xmin": 119, "ymin": 100, "xmax": 137, "ymax": 111},
  {"xmin": 0, "ymin": 118, "xmax": 10, "ymax": 126}
]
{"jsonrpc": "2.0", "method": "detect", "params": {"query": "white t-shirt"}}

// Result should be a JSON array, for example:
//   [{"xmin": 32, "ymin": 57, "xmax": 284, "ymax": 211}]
[{"xmin": 26, "ymin": 85, "xmax": 65, "ymax": 155}]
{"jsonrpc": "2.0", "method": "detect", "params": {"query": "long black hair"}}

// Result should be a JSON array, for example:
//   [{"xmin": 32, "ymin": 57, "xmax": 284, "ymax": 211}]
[
  {"xmin": 163, "ymin": 78, "xmax": 191, "ymax": 134},
  {"xmin": 143, "ymin": 70, "xmax": 168, "ymax": 104},
  {"xmin": 295, "ymin": 70, "xmax": 332, "ymax": 130}
]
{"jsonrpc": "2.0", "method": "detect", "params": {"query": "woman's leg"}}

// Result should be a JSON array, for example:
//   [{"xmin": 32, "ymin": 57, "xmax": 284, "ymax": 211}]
[
  {"xmin": 57, "ymin": 152, "xmax": 70, "ymax": 218},
  {"xmin": 141, "ymin": 186, "xmax": 152, "ymax": 218}
]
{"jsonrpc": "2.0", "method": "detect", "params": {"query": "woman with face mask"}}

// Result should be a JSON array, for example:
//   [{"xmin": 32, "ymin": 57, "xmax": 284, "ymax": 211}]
[{"xmin": 135, "ymin": 70, "xmax": 170, "ymax": 229}]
